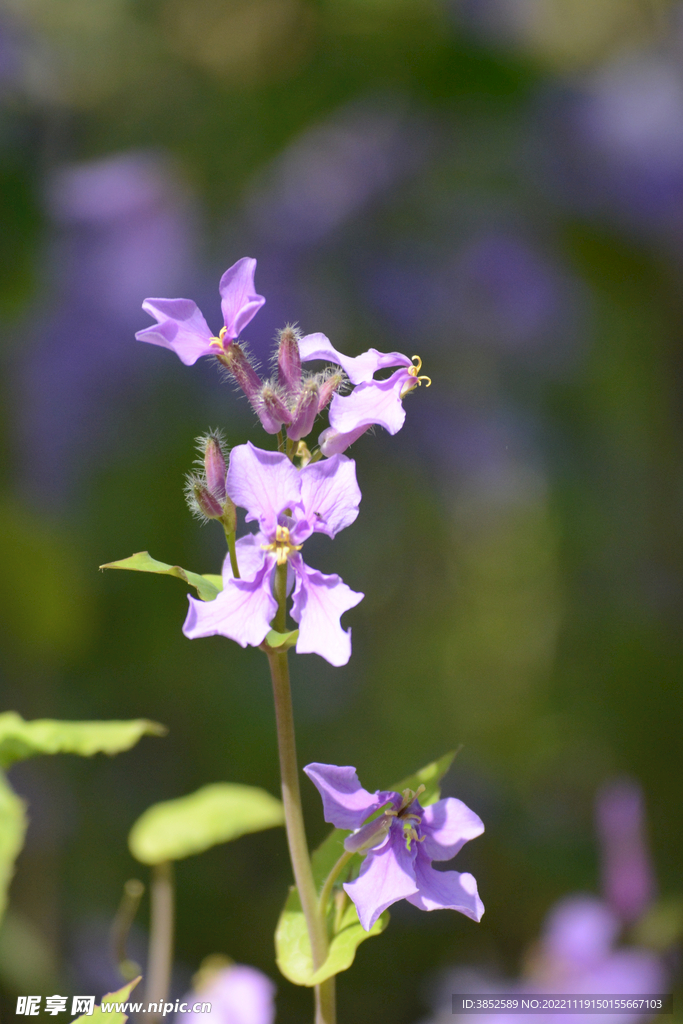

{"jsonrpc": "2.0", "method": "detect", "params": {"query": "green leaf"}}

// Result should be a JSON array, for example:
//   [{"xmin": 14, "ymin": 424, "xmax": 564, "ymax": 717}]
[
  {"xmin": 391, "ymin": 749, "xmax": 458, "ymax": 806},
  {"xmin": 275, "ymin": 883, "xmax": 388, "ymax": 987},
  {"xmin": 0, "ymin": 772, "xmax": 26, "ymax": 924},
  {"xmin": 100, "ymin": 551, "xmax": 221, "ymax": 602},
  {"xmin": 263, "ymin": 629, "xmax": 299, "ymax": 651},
  {"xmin": 129, "ymin": 783, "xmax": 285, "ymax": 865},
  {"xmin": 72, "ymin": 976, "xmax": 142, "ymax": 1023},
  {"xmin": 0, "ymin": 712, "xmax": 166, "ymax": 770}
]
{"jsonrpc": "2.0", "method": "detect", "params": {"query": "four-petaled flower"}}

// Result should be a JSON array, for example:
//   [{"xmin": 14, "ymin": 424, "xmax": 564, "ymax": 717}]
[
  {"xmin": 136, "ymin": 257, "xmax": 265, "ymax": 366},
  {"xmin": 304, "ymin": 762, "xmax": 484, "ymax": 931},
  {"xmin": 183, "ymin": 443, "xmax": 364, "ymax": 666},
  {"xmin": 299, "ymin": 333, "xmax": 431, "ymax": 455}
]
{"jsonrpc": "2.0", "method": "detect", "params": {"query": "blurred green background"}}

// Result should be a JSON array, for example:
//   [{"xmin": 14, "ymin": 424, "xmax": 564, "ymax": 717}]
[{"xmin": 0, "ymin": 0, "xmax": 682, "ymax": 1019}]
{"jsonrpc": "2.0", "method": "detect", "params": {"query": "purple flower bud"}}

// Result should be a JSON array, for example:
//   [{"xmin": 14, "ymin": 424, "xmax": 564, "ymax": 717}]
[
  {"xmin": 187, "ymin": 475, "xmax": 224, "ymax": 520},
  {"xmin": 217, "ymin": 342, "xmax": 262, "ymax": 403},
  {"xmin": 256, "ymin": 383, "xmax": 292, "ymax": 434},
  {"xmin": 596, "ymin": 779, "xmax": 656, "ymax": 923},
  {"xmin": 287, "ymin": 380, "xmax": 320, "ymax": 441},
  {"xmin": 343, "ymin": 813, "xmax": 392, "ymax": 855},
  {"xmin": 203, "ymin": 433, "xmax": 227, "ymax": 502},
  {"xmin": 277, "ymin": 325, "xmax": 302, "ymax": 397},
  {"xmin": 317, "ymin": 370, "xmax": 344, "ymax": 412}
]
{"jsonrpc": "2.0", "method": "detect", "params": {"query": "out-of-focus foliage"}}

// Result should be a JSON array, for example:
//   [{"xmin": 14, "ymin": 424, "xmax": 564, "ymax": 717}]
[{"xmin": 128, "ymin": 783, "xmax": 284, "ymax": 864}]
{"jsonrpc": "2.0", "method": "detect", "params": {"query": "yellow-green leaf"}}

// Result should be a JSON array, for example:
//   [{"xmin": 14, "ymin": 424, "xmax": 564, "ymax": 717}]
[
  {"xmin": 0, "ymin": 712, "xmax": 166, "ymax": 770},
  {"xmin": 129, "ymin": 783, "xmax": 285, "ymax": 865},
  {"xmin": 100, "ymin": 551, "xmax": 221, "ymax": 602},
  {"xmin": 72, "ymin": 977, "xmax": 142, "ymax": 1023},
  {"xmin": 0, "ymin": 772, "xmax": 26, "ymax": 924},
  {"xmin": 275, "ymin": 884, "xmax": 387, "ymax": 987},
  {"xmin": 263, "ymin": 629, "xmax": 299, "ymax": 651}
]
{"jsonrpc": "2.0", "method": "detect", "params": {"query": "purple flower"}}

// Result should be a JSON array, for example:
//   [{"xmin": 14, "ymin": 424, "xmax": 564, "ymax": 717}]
[
  {"xmin": 298, "ymin": 332, "xmax": 430, "ymax": 455},
  {"xmin": 178, "ymin": 963, "xmax": 276, "ymax": 1024},
  {"xmin": 183, "ymin": 443, "xmax": 363, "ymax": 666},
  {"xmin": 595, "ymin": 779, "xmax": 656, "ymax": 924},
  {"xmin": 303, "ymin": 762, "xmax": 484, "ymax": 931},
  {"xmin": 136, "ymin": 258, "xmax": 265, "ymax": 366}
]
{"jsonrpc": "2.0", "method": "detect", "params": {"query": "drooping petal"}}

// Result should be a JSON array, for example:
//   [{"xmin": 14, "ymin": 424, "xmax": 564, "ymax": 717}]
[
  {"xmin": 344, "ymin": 830, "xmax": 419, "ymax": 931},
  {"xmin": 328, "ymin": 369, "xmax": 411, "ymax": 436},
  {"xmin": 226, "ymin": 443, "xmax": 301, "ymax": 537},
  {"xmin": 290, "ymin": 559, "xmax": 363, "ymax": 666},
  {"xmin": 219, "ymin": 257, "xmax": 266, "ymax": 340},
  {"xmin": 183, "ymin": 555, "xmax": 276, "ymax": 648},
  {"xmin": 298, "ymin": 333, "xmax": 411, "ymax": 385},
  {"xmin": 407, "ymin": 848, "xmax": 484, "ymax": 921},
  {"xmin": 302, "ymin": 763, "xmax": 383, "ymax": 830},
  {"xmin": 318, "ymin": 424, "xmax": 370, "ymax": 458},
  {"xmin": 137, "ymin": 298, "xmax": 214, "ymax": 365},
  {"xmin": 420, "ymin": 798, "xmax": 485, "ymax": 862},
  {"xmin": 297, "ymin": 454, "xmax": 361, "ymax": 539}
]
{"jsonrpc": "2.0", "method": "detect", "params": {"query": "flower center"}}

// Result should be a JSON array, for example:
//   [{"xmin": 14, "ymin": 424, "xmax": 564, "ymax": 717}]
[
  {"xmin": 400, "ymin": 355, "xmax": 432, "ymax": 398},
  {"xmin": 385, "ymin": 785, "xmax": 426, "ymax": 851},
  {"xmin": 209, "ymin": 325, "xmax": 229, "ymax": 352},
  {"xmin": 261, "ymin": 524, "xmax": 303, "ymax": 566}
]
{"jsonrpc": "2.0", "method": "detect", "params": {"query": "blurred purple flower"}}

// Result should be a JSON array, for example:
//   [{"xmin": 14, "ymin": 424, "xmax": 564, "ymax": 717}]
[
  {"xmin": 246, "ymin": 99, "xmax": 432, "ymax": 247},
  {"xmin": 16, "ymin": 151, "xmax": 196, "ymax": 504},
  {"xmin": 179, "ymin": 964, "xmax": 276, "ymax": 1024},
  {"xmin": 136, "ymin": 258, "xmax": 265, "ymax": 366},
  {"xmin": 304, "ymin": 762, "xmax": 484, "ymax": 931},
  {"xmin": 299, "ymin": 332, "xmax": 430, "ymax": 454},
  {"xmin": 546, "ymin": 52, "xmax": 683, "ymax": 232},
  {"xmin": 595, "ymin": 779, "xmax": 656, "ymax": 924},
  {"xmin": 183, "ymin": 442, "xmax": 363, "ymax": 666}
]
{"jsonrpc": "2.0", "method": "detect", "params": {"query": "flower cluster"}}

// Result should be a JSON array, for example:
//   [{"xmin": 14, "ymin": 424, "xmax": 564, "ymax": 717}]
[
  {"xmin": 304, "ymin": 763, "xmax": 484, "ymax": 931},
  {"xmin": 136, "ymin": 257, "xmax": 429, "ymax": 455}
]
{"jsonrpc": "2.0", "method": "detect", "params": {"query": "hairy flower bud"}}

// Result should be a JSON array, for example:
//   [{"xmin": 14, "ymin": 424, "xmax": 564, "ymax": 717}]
[
  {"xmin": 203, "ymin": 433, "xmax": 227, "ymax": 502},
  {"xmin": 287, "ymin": 379, "xmax": 320, "ymax": 441},
  {"xmin": 343, "ymin": 813, "xmax": 392, "ymax": 856},
  {"xmin": 217, "ymin": 342, "xmax": 262, "ymax": 403},
  {"xmin": 317, "ymin": 370, "xmax": 344, "ymax": 411},
  {"xmin": 277, "ymin": 325, "xmax": 302, "ymax": 397},
  {"xmin": 186, "ymin": 474, "xmax": 224, "ymax": 520},
  {"xmin": 256, "ymin": 383, "xmax": 293, "ymax": 434}
]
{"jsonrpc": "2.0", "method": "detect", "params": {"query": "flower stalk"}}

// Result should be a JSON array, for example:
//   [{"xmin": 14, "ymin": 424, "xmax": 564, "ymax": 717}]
[
  {"xmin": 145, "ymin": 861, "xmax": 175, "ymax": 1022},
  {"xmin": 266, "ymin": 564, "xmax": 334, "ymax": 1023}
]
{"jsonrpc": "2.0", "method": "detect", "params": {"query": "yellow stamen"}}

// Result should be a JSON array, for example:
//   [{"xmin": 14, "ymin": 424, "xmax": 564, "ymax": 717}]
[
  {"xmin": 209, "ymin": 326, "xmax": 229, "ymax": 350},
  {"xmin": 401, "ymin": 355, "xmax": 432, "ymax": 398},
  {"xmin": 260, "ymin": 525, "xmax": 303, "ymax": 566}
]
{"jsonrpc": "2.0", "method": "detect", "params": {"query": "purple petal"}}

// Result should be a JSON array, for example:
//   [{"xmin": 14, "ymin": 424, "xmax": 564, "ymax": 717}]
[
  {"xmin": 137, "ymin": 298, "xmax": 214, "ymax": 365},
  {"xmin": 303, "ymin": 763, "xmax": 383, "ymax": 830},
  {"xmin": 421, "ymin": 798, "xmax": 485, "ymax": 862},
  {"xmin": 219, "ymin": 257, "xmax": 265, "ymax": 340},
  {"xmin": 183, "ymin": 555, "xmax": 276, "ymax": 647},
  {"xmin": 298, "ymin": 455, "xmax": 361, "ymax": 538},
  {"xmin": 183, "ymin": 964, "xmax": 276, "ymax": 1024},
  {"xmin": 344, "ymin": 830, "xmax": 419, "ymax": 931},
  {"xmin": 328, "ymin": 369, "xmax": 410, "ymax": 436},
  {"xmin": 226, "ymin": 443, "xmax": 301, "ymax": 537},
  {"xmin": 407, "ymin": 848, "xmax": 484, "ymax": 921},
  {"xmin": 290, "ymin": 559, "xmax": 363, "ymax": 666},
  {"xmin": 298, "ymin": 332, "xmax": 411, "ymax": 385},
  {"xmin": 318, "ymin": 424, "xmax": 370, "ymax": 457}
]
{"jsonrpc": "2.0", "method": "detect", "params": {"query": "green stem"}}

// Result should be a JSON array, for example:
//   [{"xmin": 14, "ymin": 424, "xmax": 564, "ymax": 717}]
[
  {"xmin": 318, "ymin": 850, "xmax": 353, "ymax": 919},
  {"xmin": 225, "ymin": 529, "xmax": 240, "ymax": 579},
  {"xmin": 267, "ymin": 564, "xmax": 333, "ymax": 1023},
  {"xmin": 111, "ymin": 878, "xmax": 145, "ymax": 981},
  {"xmin": 145, "ymin": 861, "xmax": 174, "ymax": 1021}
]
